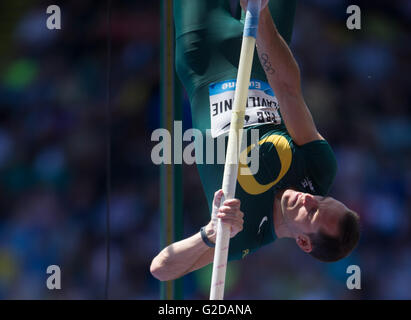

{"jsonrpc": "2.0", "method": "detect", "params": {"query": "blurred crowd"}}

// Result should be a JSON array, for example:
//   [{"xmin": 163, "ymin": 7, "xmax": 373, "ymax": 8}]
[{"xmin": 0, "ymin": 0, "xmax": 409, "ymax": 299}]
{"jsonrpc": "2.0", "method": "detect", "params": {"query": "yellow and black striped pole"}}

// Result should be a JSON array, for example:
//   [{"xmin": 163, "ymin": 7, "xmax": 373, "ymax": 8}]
[{"xmin": 160, "ymin": 0, "xmax": 183, "ymax": 300}]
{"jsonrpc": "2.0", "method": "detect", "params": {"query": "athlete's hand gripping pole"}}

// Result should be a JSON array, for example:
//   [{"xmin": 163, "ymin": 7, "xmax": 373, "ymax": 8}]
[{"xmin": 210, "ymin": 0, "xmax": 262, "ymax": 300}]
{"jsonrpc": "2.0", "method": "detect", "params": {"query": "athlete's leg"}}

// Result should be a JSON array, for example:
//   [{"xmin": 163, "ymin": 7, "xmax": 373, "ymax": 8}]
[
  {"xmin": 174, "ymin": 0, "xmax": 243, "ymax": 100},
  {"xmin": 174, "ymin": 0, "xmax": 297, "ymax": 119}
]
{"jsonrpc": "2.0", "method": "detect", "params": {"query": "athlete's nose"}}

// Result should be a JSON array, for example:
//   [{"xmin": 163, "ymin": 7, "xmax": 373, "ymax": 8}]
[{"xmin": 302, "ymin": 193, "xmax": 317, "ymax": 207}]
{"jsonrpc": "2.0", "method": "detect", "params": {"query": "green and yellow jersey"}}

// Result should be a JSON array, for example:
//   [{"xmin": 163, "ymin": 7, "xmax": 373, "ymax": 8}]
[
  {"xmin": 228, "ymin": 125, "xmax": 337, "ymax": 260},
  {"xmin": 192, "ymin": 125, "xmax": 337, "ymax": 260},
  {"xmin": 174, "ymin": 0, "xmax": 337, "ymax": 260}
]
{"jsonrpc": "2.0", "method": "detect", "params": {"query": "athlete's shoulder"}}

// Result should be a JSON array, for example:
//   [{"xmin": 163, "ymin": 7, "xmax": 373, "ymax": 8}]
[{"xmin": 297, "ymin": 139, "xmax": 337, "ymax": 196}]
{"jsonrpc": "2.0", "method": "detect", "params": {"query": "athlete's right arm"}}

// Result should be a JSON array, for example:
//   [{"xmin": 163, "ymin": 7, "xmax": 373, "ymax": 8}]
[
  {"xmin": 150, "ymin": 190, "xmax": 243, "ymax": 281},
  {"xmin": 252, "ymin": 5, "xmax": 323, "ymax": 146}
]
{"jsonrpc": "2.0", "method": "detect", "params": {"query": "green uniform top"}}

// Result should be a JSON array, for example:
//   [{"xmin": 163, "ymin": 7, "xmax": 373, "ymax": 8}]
[
  {"xmin": 174, "ymin": 0, "xmax": 337, "ymax": 260},
  {"xmin": 227, "ymin": 125, "xmax": 337, "ymax": 260},
  {"xmin": 189, "ymin": 123, "xmax": 337, "ymax": 261}
]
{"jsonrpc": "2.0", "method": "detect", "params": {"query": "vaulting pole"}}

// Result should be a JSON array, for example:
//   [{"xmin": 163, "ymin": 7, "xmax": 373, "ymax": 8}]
[{"xmin": 210, "ymin": 0, "xmax": 262, "ymax": 300}]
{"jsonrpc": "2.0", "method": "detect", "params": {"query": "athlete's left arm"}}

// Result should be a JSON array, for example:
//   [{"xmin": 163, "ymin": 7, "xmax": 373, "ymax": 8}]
[{"xmin": 254, "ymin": 6, "xmax": 324, "ymax": 146}]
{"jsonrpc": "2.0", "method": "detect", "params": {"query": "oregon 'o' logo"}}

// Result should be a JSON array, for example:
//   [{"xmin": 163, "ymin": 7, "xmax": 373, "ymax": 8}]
[{"xmin": 237, "ymin": 135, "xmax": 292, "ymax": 195}]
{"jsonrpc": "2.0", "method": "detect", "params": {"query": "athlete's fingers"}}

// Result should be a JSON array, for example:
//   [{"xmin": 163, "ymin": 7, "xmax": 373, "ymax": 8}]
[
  {"xmin": 218, "ymin": 215, "xmax": 244, "ymax": 228},
  {"xmin": 218, "ymin": 209, "xmax": 243, "ymax": 220},
  {"xmin": 218, "ymin": 211, "xmax": 244, "ymax": 224},
  {"xmin": 214, "ymin": 189, "xmax": 224, "ymax": 198},
  {"xmin": 218, "ymin": 206, "xmax": 243, "ymax": 218},
  {"xmin": 219, "ymin": 206, "xmax": 244, "ymax": 218},
  {"xmin": 213, "ymin": 189, "xmax": 224, "ymax": 206},
  {"xmin": 219, "ymin": 201, "xmax": 241, "ymax": 211},
  {"xmin": 222, "ymin": 198, "xmax": 241, "ymax": 208},
  {"xmin": 219, "ymin": 205, "xmax": 237, "ymax": 214},
  {"xmin": 211, "ymin": 190, "xmax": 225, "ymax": 222}
]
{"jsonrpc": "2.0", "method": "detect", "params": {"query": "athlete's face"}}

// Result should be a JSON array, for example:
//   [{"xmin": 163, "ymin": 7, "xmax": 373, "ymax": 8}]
[{"xmin": 280, "ymin": 189, "xmax": 347, "ymax": 239}]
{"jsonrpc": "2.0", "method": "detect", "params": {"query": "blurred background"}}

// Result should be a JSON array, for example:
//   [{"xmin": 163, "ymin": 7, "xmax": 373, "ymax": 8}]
[{"xmin": 0, "ymin": 0, "xmax": 409, "ymax": 299}]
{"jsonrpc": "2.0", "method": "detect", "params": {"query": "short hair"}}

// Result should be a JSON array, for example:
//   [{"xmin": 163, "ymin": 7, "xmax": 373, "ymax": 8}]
[{"xmin": 308, "ymin": 210, "xmax": 360, "ymax": 262}]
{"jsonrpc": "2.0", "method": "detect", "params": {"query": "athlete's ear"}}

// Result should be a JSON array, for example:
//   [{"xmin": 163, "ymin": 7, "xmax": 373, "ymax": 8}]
[{"xmin": 296, "ymin": 235, "xmax": 312, "ymax": 253}]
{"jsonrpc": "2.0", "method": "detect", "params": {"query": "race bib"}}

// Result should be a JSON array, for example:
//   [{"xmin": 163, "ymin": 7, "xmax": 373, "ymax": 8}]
[{"xmin": 209, "ymin": 79, "xmax": 282, "ymax": 138}]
